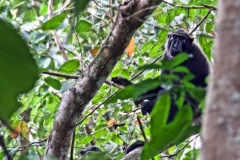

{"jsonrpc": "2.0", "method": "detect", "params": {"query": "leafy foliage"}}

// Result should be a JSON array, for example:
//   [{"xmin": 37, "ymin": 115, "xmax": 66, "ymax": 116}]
[{"xmin": 0, "ymin": 0, "xmax": 215, "ymax": 159}]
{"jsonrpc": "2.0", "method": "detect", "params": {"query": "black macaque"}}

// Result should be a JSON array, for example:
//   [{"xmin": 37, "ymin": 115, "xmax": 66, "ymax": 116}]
[{"xmin": 112, "ymin": 29, "xmax": 210, "ymax": 122}]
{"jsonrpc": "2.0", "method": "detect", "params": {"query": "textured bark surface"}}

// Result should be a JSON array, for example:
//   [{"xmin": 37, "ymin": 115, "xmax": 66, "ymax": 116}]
[
  {"xmin": 44, "ymin": 0, "xmax": 163, "ymax": 159},
  {"xmin": 200, "ymin": 1, "xmax": 240, "ymax": 159},
  {"xmin": 121, "ymin": 147, "xmax": 143, "ymax": 160}
]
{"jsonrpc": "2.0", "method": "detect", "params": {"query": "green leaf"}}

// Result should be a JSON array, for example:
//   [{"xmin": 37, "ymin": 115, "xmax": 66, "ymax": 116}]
[
  {"xmin": 22, "ymin": 9, "xmax": 37, "ymax": 22},
  {"xmin": 172, "ymin": 66, "xmax": 190, "ymax": 73},
  {"xmin": 171, "ymin": 53, "xmax": 189, "ymax": 67},
  {"xmin": 0, "ymin": 20, "xmax": 38, "ymax": 121},
  {"xmin": 80, "ymin": 135, "xmax": 94, "ymax": 144},
  {"xmin": 161, "ymin": 53, "xmax": 189, "ymax": 70},
  {"xmin": 58, "ymin": 59, "xmax": 80, "ymax": 74},
  {"xmin": 39, "ymin": 2, "xmax": 48, "ymax": 16},
  {"xmin": 199, "ymin": 35, "xmax": 213, "ymax": 61},
  {"xmin": 74, "ymin": 0, "xmax": 91, "ymax": 15},
  {"xmin": 76, "ymin": 20, "xmax": 92, "ymax": 33},
  {"xmin": 141, "ymin": 105, "xmax": 193, "ymax": 160},
  {"xmin": 152, "ymin": 92, "xmax": 171, "ymax": 126},
  {"xmin": 46, "ymin": 95, "xmax": 60, "ymax": 112},
  {"xmin": 182, "ymin": 149, "xmax": 200, "ymax": 160},
  {"xmin": 105, "ymin": 78, "xmax": 162, "ymax": 104},
  {"xmin": 41, "ymin": 12, "xmax": 65, "ymax": 30},
  {"xmin": 139, "ymin": 40, "xmax": 154, "ymax": 55},
  {"xmin": 205, "ymin": 22, "xmax": 213, "ymax": 33},
  {"xmin": 122, "ymin": 69, "xmax": 130, "ymax": 79},
  {"xmin": 149, "ymin": 41, "xmax": 163, "ymax": 57},
  {"xmin": 175, "ymin": 125, "xmax": 201, "ymax": 144},
  {"xmin": 44, "ymin": 77, "xmax": 61, "ymax": 90}
]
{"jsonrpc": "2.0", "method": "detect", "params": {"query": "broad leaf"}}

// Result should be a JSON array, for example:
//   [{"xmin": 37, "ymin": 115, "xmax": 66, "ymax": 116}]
[
  {"xmin": 141, "ymin": 105, "xmax": 193, "ymax": 159},
  {"xmin": 44, "ymin": 77, "xmax": 61, "ymax": 90},
  {"xmin": 105, "ymin": 78, "xmax": 162, "ymax": 104},
  {"xmin": 76, "ymin": 20, "xmax": 92, "ymax": 33},
  {"xmin": 41, "ymin": 12, "xmax": 65, "ymax": 30},
  {"xmin": 58, "ymin": 59, "xmax": 80, "ymax": 74},
  {"xmin": 0, "ymin": 20, "xmax": 38, "ymax": 121}
]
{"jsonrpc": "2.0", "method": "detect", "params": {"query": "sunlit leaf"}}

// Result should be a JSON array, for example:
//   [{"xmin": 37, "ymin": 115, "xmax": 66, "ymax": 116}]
[
  {"xmin": 20, "ymin": 121, "xmax": 29, "ymax": 138},
  {"xmin": 46, "ymin": 95, "xmax": 60, "ymax": 112},
  {"xmin": 205, "ymin": 22, "xmax": 213, "ymax": 33}
]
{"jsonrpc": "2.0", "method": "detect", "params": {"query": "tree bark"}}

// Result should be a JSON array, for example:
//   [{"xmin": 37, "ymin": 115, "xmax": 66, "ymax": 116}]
[
  {"xmin": 44, "ymin": 0, "xmax": 163, "ymax": 159},
  {"xmin": 121, "ymin": 147, "xmax": 143, "ymax": 160},
  {"xmin": 200, "ymin": 0, "xmax": 240, "ymax": 159}
]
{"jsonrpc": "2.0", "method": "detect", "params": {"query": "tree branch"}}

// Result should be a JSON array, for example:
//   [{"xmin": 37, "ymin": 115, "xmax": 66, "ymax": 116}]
[
  {"xmin": 44, "ymin": 1, "xmax": 164, "ymax": 159},
  {"xmin": 189, "ymin": 8, "xmax": 214, "ymax": 35},
  {"xmin": 163, "ymin": 0, "xmax": 217, "ymax": 11}
]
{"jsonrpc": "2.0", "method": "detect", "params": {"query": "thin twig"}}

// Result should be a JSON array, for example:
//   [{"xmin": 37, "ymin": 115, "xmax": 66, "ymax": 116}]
[
  {"xmin": 131, "ymin": 54, "xmax": 163, "ymax": 81},
  {"xmin": 48, "ymin": 0, "xmax": 68, "ymax": 61},
  {"xmin": 69, "ymin": 128, "xmax": 75, "ymax": 160},
  {"xmin": 87, "ymin": 11, "xmax": 109, "ymax": 26},
  {"xmin": 18, "ymin": 139, "xmax": 47, "ymax": 151},
  {"xmin": 137, "ymin": 116, "xmax": 147, "ymax": 141},
  {"xmin": 93, "ymin": 0, "xmax": 114, "ymax": 24},
  {"xmin": 163, "ymin": 0, "xmax": 217, "ymax": 11},
  {"xmin": 75, "ymin": 90, "xmax": 119, "ymax": 127},
  {"xmin": 160, "ymin": 135, "xmax": 200, "ymax": 158},
  {"xmin": 201, "ymin": 4, "xmax": 217, "ymax": 10},
  {"xmin": 119, "ymin": 108, "xmax": 140, "ymax": 121},
  {"xmin": 42, "ymin": 71, "xmax": 79, "ymax": 79}
]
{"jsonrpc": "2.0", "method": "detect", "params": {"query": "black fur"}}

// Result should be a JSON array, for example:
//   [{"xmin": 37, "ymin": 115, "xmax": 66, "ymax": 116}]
[
  {"xmin": 112, "ymin": 29, "xmax": 210, "ymax": 122},
  {"xmin": 125, "ymin": 140, "xmax": 145, "ymax": 154},
  {"xmin": 80, "ymin": 146, "xmax": 102, "ymax": 156}
]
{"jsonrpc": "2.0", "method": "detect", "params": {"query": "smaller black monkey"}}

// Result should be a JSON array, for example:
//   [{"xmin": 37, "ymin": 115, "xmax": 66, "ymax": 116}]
[
  {"xmin": 80, "ymin": 146, "xmax": 102, "ymax": 156},
  {"xmin": 125, "ymin": 140, "xmax": 145, "ymax": 155},
  {"xmin": 79, "ymin": 146, "xmax": 112, "ymax": 160}
]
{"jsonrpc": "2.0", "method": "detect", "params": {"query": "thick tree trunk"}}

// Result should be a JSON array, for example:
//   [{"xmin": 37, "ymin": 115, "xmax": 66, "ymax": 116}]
[
  {"xmin": 200, "ymin": 0, "xmax": 240, "ymax": 159},
  {"xmin": 44, "ymin": 0, "xmax": 163, "ymax": 159}
]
